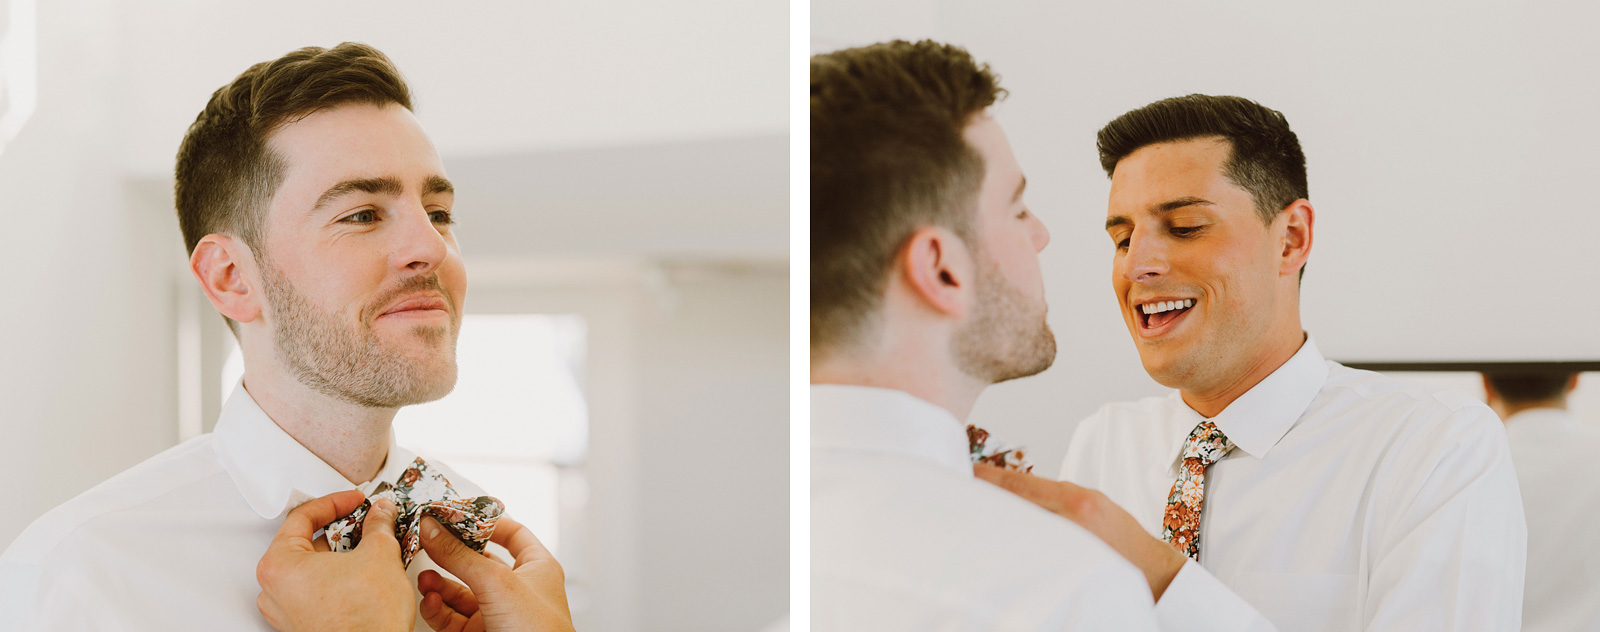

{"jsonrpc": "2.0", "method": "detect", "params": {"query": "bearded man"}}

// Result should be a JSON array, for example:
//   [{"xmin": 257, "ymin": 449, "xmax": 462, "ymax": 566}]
[
  {"xmin": 810, "ymin": 40, "xmax": 1158, "ymax": 630},
  {"xmin": 0, "ymin": 43, "xmax": 571, "ymax": 631}
]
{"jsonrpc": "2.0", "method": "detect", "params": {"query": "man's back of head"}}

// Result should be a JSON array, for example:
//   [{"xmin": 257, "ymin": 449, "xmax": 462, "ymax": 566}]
[{"xmin": 810, "ymin": 40, "xmax": 1055, "ymax": 418}]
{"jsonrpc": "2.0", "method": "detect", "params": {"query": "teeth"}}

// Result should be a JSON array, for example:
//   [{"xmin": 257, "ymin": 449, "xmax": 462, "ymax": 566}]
[{"xmin": 1140, "ymin": 299, "xmax": 1194, "ymax": 315}]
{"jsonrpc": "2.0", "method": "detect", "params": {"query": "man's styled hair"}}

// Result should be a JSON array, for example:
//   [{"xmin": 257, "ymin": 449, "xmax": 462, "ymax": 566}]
[
  {"xmin": 1097, "ymin": 94, "xmax": 1307, "ymax": 226},
  {"xmin": 811, "ymin": 40, "xmax": 1005, "ymax": 353},
  {"xmin": 1485, "ymin": 371, "xmax": 1577, "ymax": 405},
  {"xmin": 174, "ymin": 42, "xmax": 413, "ymax": 257}
]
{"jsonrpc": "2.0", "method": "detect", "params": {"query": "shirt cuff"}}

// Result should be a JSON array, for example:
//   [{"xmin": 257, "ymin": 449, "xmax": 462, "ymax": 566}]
[{"xmin": 1155, "ymin": 559, "xmax": 1276, "ymax": 631}]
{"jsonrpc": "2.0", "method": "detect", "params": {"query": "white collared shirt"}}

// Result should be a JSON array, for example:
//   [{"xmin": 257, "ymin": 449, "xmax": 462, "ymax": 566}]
[
  {"xmin": 0, "ymin": 382, "xmax": 492, "ymax": 631},
  {"xmin": 812, "ymin": 385, "xmax": 1159, "ymax": 631},
  {"xmin": 1060, "ymin": 338, "xmax": 1526, "ymax": 631},
  {"xmin": 1503, "ymin": 407, "xmax": 1600, "ymax": 632}
]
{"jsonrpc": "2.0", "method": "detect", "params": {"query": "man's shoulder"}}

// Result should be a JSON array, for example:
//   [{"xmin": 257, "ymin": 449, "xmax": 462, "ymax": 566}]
[
  {"xmin": 1317, "ymin": 364, "xmax": 1501, "ymax": 438},
  {"xmin": 814, "ymin": 454, "xmax": 1139, "ymax": 590},
  {"xmin": 1, "ymin": 435, "xmax": 231, "ymax": 567}
]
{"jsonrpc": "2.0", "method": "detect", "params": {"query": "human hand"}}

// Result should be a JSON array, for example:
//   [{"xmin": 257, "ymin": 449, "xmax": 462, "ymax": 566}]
[
  {"xmin": 416, "ymin": 514, "xmax": 575, "ymax": 632},
  {"xmin": 256, "ymin": 489, "xmax": 416, "ymax": 632},
  {"xmin": 974, "ymin": 464, "xmax": 1187, "ymax": 600}
]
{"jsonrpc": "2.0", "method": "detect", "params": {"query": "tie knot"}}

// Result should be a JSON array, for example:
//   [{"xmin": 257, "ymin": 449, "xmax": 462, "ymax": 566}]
[{"xmin": 1182, "ymin": 420, "xmax": 1234, "ymax": 467}]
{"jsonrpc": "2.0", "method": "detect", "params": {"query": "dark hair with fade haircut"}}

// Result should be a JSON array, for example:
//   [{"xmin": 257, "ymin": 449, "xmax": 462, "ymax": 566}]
[
  {"xmin": 1097, "ymin": 94, "xmax": 1307, "ymax": 226},
  {"xmin": 811, "ymin": 39, "xmax": 1005, "ymax": 353},
  {"xmin": 1485, "ymin": 371, "xmax": 1577, "ymax": 405},
  {"xmin": 174, "ymin": 42, "xmax": 413, "ymax": 258}
]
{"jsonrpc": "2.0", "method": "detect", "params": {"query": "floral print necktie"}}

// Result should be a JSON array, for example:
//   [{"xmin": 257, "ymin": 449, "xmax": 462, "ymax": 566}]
[
  {"xmin": 967, "ymin": 425, "xmax": 1033, "ymax": 473},
  {"xmin": 322, "ymin": 457, "xmax": 506, "ymax": 568},
  {"xmin": 1162, "ymin": 420, "xmax": 1234, "ymax": 560}
]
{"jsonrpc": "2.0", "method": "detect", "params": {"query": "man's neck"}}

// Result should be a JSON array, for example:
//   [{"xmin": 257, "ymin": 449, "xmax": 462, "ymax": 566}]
[
  {"xmin": 240, "ymin": 367, "xmax": 397, "ymax": 485},
  {"xmin": 1179, "ymin": 330, "xmax": 1307, "ymax": 419},
  {"xmin": 811, "ymin": 346, "xmax": 987, "ymax": 421}
]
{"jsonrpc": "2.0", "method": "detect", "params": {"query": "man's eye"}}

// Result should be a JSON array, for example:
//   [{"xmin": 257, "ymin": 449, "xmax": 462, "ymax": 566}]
[
  {"xmin": 1114, "ymin": 238, "xmax": 1129, "ymax": 250},
  {"xmin": 343, "ymin": 210, "xmax": 378, "ymax": 224},
  {"xmin": 1171, "ymin": 226, "xmax": 1202, "ymax": 237},
  {"xmin": 429, "ymin": 210, "xmax": 455, "ymax": 225}
]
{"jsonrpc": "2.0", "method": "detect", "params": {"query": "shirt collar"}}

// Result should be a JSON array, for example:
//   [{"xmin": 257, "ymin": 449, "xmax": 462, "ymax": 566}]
[
  {"xmin": 1165, "ymin": 335, "xmax": 1329, "ymax": 470},
  {"xmin": 811, "ymin": 384, "xmax": 973, "ymax": 474},
  {"xmin": 1504, "ymin": 407, "xmax": 1574, "ymax": 429},
  {"xmin": 212, "ymin": 380, "xmax": 415, "ymax": 519}
]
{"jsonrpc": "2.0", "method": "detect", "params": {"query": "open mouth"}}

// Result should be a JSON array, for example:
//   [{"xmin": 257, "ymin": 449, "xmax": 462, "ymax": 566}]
[{"xmin": 1137, "ymin": 298, "xmax": 1195, "ymax": 332}]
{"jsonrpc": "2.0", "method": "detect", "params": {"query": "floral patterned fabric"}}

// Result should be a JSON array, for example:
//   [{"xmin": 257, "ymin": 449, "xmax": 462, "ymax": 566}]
[
  {"xmin": 967, "ymin": 425, "xmax": 1033, "ymax": 473},
  {"xmin": 1162, "ymin": 421, "xmax": 1235, "ymax": 561},
  {"xmin": 323, "ymin": 457, "xmax": 506, "ymax": 569}
]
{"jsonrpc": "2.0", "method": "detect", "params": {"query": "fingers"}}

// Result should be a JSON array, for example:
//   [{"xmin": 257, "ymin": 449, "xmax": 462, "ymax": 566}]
[
  {"xmin": 489, "ymin": 515, "xmax": 555, "ymax": 569},
  {"xmin": 270, "ymin": 489, "xmax": 368, "ymax": 554},
  {"xmin": 419, "ymin": 514, "xmax": 500, "ymax": 586},
  {"xmin": 418, "ymin": 589, "xmax": 475, "ymax": 632},
  {"xmin": 974, "ymin": 465, "xmax": 1073, "ymax": 516},
  {"xmin": 357, "ymin": 497, "xmax": 402, "ymax": 558},
  {"xmin": 418, "ymin": 569, "xmax": 480, "ymax": 616}
]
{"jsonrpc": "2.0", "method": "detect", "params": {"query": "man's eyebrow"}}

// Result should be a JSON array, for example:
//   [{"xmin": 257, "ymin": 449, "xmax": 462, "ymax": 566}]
[
  {"xmin": 424, "ymin": 175, "xmax": 454, "ymax": 196},
  {"xmin": 1154, "ymin": 196, "xmax": 1214, "ymax": 213},
  {"xmin": 1106, "ymin": 197, "xmax": 1215, "ymax": 231},
  {"xmin": 309, "ymin": 177, "xmax": 404, "ymax": 214}
]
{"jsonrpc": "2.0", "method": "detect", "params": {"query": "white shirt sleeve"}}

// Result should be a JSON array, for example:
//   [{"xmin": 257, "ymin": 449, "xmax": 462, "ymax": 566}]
[
  {"xmin": 1155, "ymin": 560, "xmax": 1278, "ymax": 631},
  {"xmin": 1361, "ymin": 405, "xmax": 1526, "ymax": 630}
]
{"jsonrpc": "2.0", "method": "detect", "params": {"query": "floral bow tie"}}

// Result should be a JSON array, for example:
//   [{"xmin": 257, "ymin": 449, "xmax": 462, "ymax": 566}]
[
  {"xmin": 323, "ymin": 457, "xmax": 506, "ymax": 568},
  {"xmin": 967, "ymin": 425, "xmax": 1033, "ymax": 473}
]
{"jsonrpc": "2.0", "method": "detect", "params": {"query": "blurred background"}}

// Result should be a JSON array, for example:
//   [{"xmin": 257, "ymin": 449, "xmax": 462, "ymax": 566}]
[
  {"xmin": 0, "ymin": 1, "xmax": 788, "ymax": 631},
  {"xmin": 813, "ymin": 0, "xmax": 1600, "ymax": 469}
]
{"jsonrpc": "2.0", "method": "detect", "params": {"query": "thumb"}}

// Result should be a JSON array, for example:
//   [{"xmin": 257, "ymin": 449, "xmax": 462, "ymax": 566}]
[
  {"xmin": 419, "ymin": 514, "xmax": 500, "ymax": 587},
  {"xmin": 357, "ymin": 497, "xmax": 402, "ymax": 558}
]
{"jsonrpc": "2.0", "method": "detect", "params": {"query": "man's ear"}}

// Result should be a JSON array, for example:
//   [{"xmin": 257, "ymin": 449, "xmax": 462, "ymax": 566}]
[
  {"xmin": 1277, "ymin": 199, "xmax": 1314, "ymax": 279},
  {"xmin": 190, "ymin": 235, "xmax": 262, "ymax": 325},
  {"xmin": 1480, "ymin": 375, "xmax": 1499, "ymax": 406},
  {"xmin": 899, "ymin": 226, "xmax": 975, "ymax": 318}
]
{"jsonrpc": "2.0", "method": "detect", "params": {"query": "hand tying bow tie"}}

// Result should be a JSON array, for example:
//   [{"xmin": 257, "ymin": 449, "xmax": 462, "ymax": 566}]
[
  {"xmin": 968, "ymin": 425, "xmax": 1034, "ymax": 473},
  {"xmin": 322, "ymin": 457, "xmax": 506, "ymax": 568}
]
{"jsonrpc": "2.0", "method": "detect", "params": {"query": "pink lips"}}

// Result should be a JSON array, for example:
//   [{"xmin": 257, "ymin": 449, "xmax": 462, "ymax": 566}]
[{"xmin": 379, "ymin": 294, "xmax": 450, "ymax": 318}]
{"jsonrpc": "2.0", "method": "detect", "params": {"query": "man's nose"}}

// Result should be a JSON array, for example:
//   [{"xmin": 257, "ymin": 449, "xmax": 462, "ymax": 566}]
[
  {"xmin": 1030, "ymin": 213, "xmax": 1051, "ymax": 252},
  {"xmin": 388, "ymin": 204, "xmax": 448, "ymax": 273},
  {"xmin": 1121, "ymin": 229, "xmax": 1168, "ymax": 283}
]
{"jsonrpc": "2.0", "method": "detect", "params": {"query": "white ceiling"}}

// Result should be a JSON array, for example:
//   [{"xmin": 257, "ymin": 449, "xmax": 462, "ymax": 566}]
[{"xmin": 115, "ymin": 0, "xmax": 787, "ymax": 176}]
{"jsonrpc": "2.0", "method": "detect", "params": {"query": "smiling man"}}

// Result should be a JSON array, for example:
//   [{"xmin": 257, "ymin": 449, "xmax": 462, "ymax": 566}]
[
  {"xmin": 978, "ymin": 95, "xmax": 1526, "ymax": 631},
  {"xmin": 0, "ymin": 43, "xmax": 556, "ymax": 630}
]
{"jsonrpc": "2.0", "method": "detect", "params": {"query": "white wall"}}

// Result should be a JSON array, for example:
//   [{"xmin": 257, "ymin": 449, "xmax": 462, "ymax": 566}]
[
  {"xmin": 814, "ymin": 0, "xmax": 1600, "ymax": 469},
  {"xmin": 636, "ymin": 267, "xmax": 790, "ymax": 631}
]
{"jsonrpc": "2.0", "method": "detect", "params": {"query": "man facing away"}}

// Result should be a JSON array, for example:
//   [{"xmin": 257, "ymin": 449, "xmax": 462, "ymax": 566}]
[
  {"xmin": 810, "ymin": 40, "xmax": 1159, "ymax": 630},
  {"xmin": 0, "ymin": 43, "xmax": 571, "ymax": 631},
  {"xmin": 1483, "ymin": 371, "xmax": 1600, "ymax": 632},
  {"xmin": 978, "ymin": 95, "xmax": 1526, "ymax": 631}
]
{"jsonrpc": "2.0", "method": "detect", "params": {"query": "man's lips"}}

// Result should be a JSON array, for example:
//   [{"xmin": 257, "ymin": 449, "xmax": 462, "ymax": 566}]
[
  {"xmin": 379, "ymin": 294, "xmax": 450, "ymax": 318},
  {"xmin": 1132, "ymin": 297, "xmax": 1196, "ymax": 337}
]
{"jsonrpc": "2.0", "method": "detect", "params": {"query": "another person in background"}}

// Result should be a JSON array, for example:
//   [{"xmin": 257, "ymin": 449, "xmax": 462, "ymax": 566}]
[
  {"xmin": 978, "ymin": 94, "xmax": 1527, "ymax": 631},
  {"xmin": 810, "ymin": 40, "xmax": 1158, "ymax": 630},
  {"xmin": 1484, "ymin": 371, "xmax": 1599, "ymax": 632}
]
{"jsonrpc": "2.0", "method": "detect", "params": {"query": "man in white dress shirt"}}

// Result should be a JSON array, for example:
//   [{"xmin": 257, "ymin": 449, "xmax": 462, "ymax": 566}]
[
  {"xmin": 978, "ymin": 95, "xmax": 1526, "ymax": 630},
  {"xmin": 0, "ymin": 43, "xmax": 573, "ymax": 631},
  {"xmin": 1484, "ymin": 371, "xmax": 1600, "ymax": 632},
  {"xmin": 810, "ymin": 40, "xmax": 1159, "ymax": 630}
]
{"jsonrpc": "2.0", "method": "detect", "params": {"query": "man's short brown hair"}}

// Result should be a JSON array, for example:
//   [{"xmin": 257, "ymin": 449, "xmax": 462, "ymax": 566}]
[
  {"xmin": 174, "ymin": 42, "xmax": 413, "ymax": 257},
  {"xmin": 811, "ymin": 40, "xmax": 1005, "ymax": 353}
]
